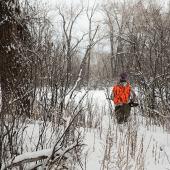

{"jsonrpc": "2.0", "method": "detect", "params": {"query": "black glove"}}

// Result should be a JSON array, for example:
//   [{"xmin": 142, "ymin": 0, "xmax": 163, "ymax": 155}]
[
  {"xmin": 129, "ymin": 99, "xmax": 139, "ymax": 107},
  {"xmin": 129, "ymin": 99, "xmax": 134, "ymax": 104}
]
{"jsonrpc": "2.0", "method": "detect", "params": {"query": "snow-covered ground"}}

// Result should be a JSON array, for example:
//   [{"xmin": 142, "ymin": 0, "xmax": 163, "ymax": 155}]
[
  {"xmin": 78, "ymin": 89, "xmax": 170, "ymax": 170},
  {"xmin": 1, "ymin": 89, "xmax": 170, "ymax": 169}
]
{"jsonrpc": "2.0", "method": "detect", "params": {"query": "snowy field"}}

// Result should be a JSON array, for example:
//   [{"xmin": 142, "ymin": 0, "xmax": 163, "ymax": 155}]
[
  {"xmin": 1, "ymin": 89, "xmax": 170, "ymax": 170},
  {"xmin": 75, "ymin": 89, "xmax": 170, "ymax": 170}
]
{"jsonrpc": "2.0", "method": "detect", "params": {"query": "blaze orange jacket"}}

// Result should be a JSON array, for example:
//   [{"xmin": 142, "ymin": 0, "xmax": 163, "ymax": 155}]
[{"xmin": 112, "ymin": 82, "xmax": 131, "ymax": 105}]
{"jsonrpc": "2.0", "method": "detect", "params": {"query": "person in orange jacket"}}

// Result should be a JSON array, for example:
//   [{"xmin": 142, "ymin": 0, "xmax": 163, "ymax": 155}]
[{"xmin": 111, "ymin": 73, "xmax": 137, "ymax": 124}]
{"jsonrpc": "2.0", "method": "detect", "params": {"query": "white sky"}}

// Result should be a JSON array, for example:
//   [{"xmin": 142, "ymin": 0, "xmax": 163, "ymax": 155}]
[
  {"xmin": 28, "ymin": 0, "xmax": 170, "ymax": 54},
  {"xmin": 30, "ymin": 0, "xmax": 170, "ymax": 33}
]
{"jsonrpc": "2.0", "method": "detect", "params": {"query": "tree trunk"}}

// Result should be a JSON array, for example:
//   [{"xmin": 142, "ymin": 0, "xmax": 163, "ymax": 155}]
[{"xmin": 0, "ymin": 1, "xmax": 32, "ymax": 116}]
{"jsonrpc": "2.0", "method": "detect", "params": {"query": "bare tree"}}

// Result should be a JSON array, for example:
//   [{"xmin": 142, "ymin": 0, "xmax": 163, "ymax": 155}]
[
  {"xmin": 85, "ymin": 1, "xmax": 99, "ymax": 85},
  {"xmin": 0, "ymin": 1, "xmax": 33, "ymax": 167},
  {"xmin": 103, "ymin": 1, "xmax": 133, "ymax": 77},
  {"xmin": 58, "ymin": 4, "xmax": 84, "ymax": 87}
]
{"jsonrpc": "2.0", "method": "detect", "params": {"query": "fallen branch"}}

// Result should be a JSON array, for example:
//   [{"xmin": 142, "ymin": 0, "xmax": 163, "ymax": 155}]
[{"xmin": 2, "ymin": 149, "xmax": 52, "ymax": 170}]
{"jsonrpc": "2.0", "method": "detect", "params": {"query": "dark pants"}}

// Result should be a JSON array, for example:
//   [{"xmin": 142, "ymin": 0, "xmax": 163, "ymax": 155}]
[{"xmin": 115, "ymin": 104, "xmax": 131, "ymax": 124}]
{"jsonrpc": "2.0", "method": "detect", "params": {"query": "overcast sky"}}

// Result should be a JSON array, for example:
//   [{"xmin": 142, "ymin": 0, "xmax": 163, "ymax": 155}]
[
  {"xmin": 31, "ymin": 0, "xmax": 170, "ymax": 32},
  {"xmin": 34, "ymin": 0, "xmax": 170, "ymax": 33},
  {"xmin": 28, "ymin": 0, "xmax": 170, "ymax": 54}
]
